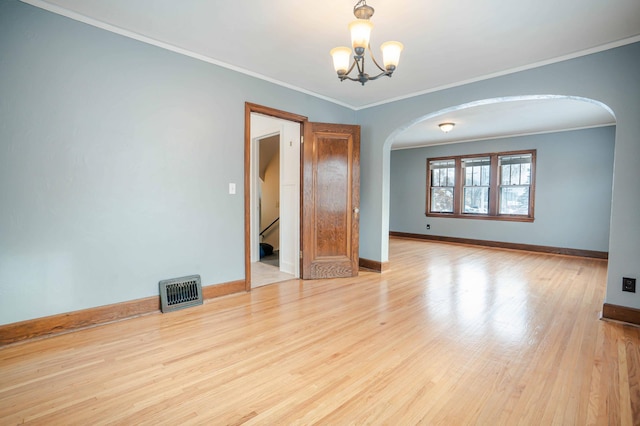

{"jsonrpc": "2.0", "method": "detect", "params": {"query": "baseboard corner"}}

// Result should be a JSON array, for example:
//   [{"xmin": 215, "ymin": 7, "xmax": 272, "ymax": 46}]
[
  {"xmin": 359, "ymin": 257, "xmax": 389, "ymax": 273},
  {"xmin": 602, "ymin": 303, "xmax": 640, "ymax": 327}
]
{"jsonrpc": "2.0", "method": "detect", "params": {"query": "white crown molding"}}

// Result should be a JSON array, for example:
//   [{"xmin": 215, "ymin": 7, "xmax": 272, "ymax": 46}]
[{"xmin": 20, "ymin": 1, "xmax": 640, "ymax": 112}]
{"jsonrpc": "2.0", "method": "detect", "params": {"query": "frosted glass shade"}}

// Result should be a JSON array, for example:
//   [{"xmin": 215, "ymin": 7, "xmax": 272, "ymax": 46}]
[
  {"xmin": 381, "ymin": 41, "xmax": 404, "ymax": 70},
  {"xmin": 330, "ymin": 47, "xmax": 352, "ymax": 74},
  {"xmin": 439, "ymin": 122, "xmax": 455, "ymax": 133},
  {"xmin": 349, "ymin": 19, "xmax": 373, "ymax": 50}
]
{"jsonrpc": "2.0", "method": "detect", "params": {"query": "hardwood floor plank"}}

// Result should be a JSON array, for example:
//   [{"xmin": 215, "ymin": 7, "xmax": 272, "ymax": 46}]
[
  {"xmin": 1, "ymin": 238, "xmax": 638, "ymax": 424},
  {"xmin": 626, "ymin": 327, "xmax": 640, "ymax": 422}
]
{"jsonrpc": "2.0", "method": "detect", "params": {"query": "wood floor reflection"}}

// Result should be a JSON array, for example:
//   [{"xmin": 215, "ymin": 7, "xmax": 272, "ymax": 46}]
[{"xmin": 1, "ymin": 238, "xmax": 638, "ymax": 424}]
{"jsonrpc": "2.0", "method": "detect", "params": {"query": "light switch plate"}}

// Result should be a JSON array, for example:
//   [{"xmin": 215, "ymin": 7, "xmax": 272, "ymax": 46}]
[{"xmin": 229, "ymin": 183, "xmax": 236, "ymax": 195}]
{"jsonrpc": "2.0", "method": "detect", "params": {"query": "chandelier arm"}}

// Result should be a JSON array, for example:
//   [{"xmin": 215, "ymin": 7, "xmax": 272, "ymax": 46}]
[
  {"xmin": 344, "ymin": 58, "xmax": 359, "ymax": 77},
  {"xmin": 339, "ymin": 75, "xmax": 365, "ymax": 83},
  {"xmin": 365, "ymin": 71, "xmax": 391, "ymax": 81},
  {"xmin": 367, "ymin": 44, "xmax": 387, "ymax": 73},
  {"xmin": 354, "ymin": 55, "xmax": 365, "ymax": 76},
  {"xmin": 340, "ymin": 72, "xmax": 392, "ymax": 83}
]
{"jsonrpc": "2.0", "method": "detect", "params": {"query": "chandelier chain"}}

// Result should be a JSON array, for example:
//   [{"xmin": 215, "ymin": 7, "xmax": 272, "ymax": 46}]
[{"xmin": 354, "ymin": 0, "xmax": 368, "ymax": 11}]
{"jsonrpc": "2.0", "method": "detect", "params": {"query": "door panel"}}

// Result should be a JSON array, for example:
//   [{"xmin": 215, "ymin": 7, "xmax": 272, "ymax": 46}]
[{"xmin": 302, "ymin": 122, "xmax": 360, "ymax": 279}]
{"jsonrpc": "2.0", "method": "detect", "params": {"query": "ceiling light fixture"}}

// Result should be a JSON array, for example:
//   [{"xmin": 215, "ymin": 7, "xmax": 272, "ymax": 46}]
[
  {"xmin": 330, "ymin": 0, "xmax": 404, "ymax": 86},
  {"xmin": 439, "ymin": 123, "xmax": 455, "ymax": 133}
]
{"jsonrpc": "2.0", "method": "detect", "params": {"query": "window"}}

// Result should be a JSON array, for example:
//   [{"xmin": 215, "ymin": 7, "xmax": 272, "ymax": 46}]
[
  {"xmin": 429, "ymin": 159, "xmax": 455, "ymax": 213},
  {"xmin": 499, "ymin": 154, "xmax": 532, "ymax": 215},
  {"xmin": 462, "ymin": 157, "xmax": 490, "ymax": 214},
  {"xmin": 426, "ymin": 150, "xmax": 535, "ymax": 221}
]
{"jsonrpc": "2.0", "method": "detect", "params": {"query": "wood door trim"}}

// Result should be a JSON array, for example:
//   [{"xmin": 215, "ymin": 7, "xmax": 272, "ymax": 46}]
[{"xmin": 244, "ymin": 103, "xmax": 308, "ymax": 291}]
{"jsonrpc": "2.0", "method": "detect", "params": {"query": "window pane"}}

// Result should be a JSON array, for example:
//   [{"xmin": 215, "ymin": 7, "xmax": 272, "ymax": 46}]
[
  {"xmin": 501, "ymin": 164, "xmax": 511, "ymax": 185},
  {"xmin": 463, "ymin": 187, "xmax": 489, "ymax": 214},
  {"xmin": 442, "ymin": 168, "xmax": 451, "ymax": 186},
  {"xmin": 463, "ymin": 158, "xmax": 490, "ymax": 187},
  {"xmin": 500, "ymin": 187, "xmax": 529, "ymax": 215},
  {"xmin": 447, "ymin": 167, "xmax": 455, "ymax": 187},
  {"xmin": 500, "ymin": 154, "xmax": 531, "ymax": 186},
  {"xmin": 430, "ymin": 160, "xmax": 455, "ymax": 188},
  {"xmin": 465, "ymin": 165, "xmax": 490, "ymax": 186},
  {"xmin": 511, "ymin": 164, "xmax": 520, "ymax": 185},
  {"xmin": 472, "ymin": 167, "xmax": 480, "ymax": 185},
  {"xmin": 432, "ymin": 169, "xmax": 440, "ymax": 187},
  {"xmin": 431, "ymin": 188, "xmax": 454, "ymax": 212},
  {"xmin": 480, "ymin": 165, "xmax": 490, "ymax": 186},
  {"xmin": 521, "ymin": 163, "xmax": 531, "ymax": 184}
]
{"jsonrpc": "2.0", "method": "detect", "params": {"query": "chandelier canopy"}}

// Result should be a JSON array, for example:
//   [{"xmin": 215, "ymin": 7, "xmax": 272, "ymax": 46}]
[{"xmin": 330, "ymin": 0, "xmax": 404, "ymax": 85}]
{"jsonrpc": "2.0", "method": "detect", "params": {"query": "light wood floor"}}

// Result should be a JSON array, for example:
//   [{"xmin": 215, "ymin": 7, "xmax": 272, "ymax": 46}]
[{"xmin": 1, "ymin": 238, "xmax": 639, "ymax": 425}]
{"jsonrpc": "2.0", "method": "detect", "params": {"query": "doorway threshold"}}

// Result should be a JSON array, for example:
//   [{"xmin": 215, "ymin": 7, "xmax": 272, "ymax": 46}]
[{"xmin": 251, "ymin": 262, "xmax": 295, "ymax": 288}]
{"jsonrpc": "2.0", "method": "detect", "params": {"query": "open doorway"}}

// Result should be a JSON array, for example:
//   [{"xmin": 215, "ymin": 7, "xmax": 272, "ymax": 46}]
[
  {"xmin": 245, "ymin": 103, "xmax": 361, "ymax": 289},
  {"xmin": 249, "ymin": 111, "xmax": 302, "ymax": 288},
  {"xmin": 257, "ymin": 134, "xmax": 280, "ymax": 268}
]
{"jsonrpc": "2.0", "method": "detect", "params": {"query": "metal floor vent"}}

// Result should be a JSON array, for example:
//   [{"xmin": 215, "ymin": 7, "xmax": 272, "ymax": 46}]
[{"xmin": 159, "ymin": 275, "xmax": 203, "ymax": 313}]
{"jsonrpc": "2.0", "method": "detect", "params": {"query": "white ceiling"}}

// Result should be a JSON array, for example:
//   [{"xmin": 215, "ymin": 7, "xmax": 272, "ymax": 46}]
[
  {"xmin": 24, "ymin": 0, "xmax": 637, "ymax": 147},
  {"xmin": 391, "ymin": 96, "xmax": 616, "ymax": 149}
]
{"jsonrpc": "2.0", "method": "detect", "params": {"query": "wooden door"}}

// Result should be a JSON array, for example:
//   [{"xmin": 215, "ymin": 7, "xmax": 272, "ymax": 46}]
[{"xmin": 301, "ymin": 122, "xmax": 360, "ymax": 279}]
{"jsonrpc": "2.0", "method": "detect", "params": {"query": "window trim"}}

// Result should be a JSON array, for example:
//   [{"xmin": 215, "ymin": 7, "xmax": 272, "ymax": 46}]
[{"xmin": 426, "ymin": 149, "xmax": 536, "ymax": 222}]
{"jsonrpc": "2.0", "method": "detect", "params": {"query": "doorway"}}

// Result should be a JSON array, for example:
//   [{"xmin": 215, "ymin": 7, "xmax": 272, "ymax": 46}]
[
  {"xmin": 245, "ymin": 103, "xmax": 361, "ymax": 290},
  {"xmin": 257, "ymin": 133, "xmax": 280, "ymax": 269},
  {"xmin": 248, "ymin": 107, "xmax": 304, "ymax": 289}
]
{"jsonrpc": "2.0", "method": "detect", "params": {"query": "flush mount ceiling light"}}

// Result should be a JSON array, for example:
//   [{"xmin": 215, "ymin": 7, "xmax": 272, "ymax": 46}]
[
  {"xmin": 439, "ymin": 122, "xmax": 455, "ymax": 133},
  {"xmin": 330, "ymin": 0, "xmax": 404, "ymax": 86}
]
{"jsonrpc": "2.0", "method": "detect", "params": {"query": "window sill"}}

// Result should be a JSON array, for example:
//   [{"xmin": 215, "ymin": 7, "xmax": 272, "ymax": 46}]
[{"xmin": 425, "ymin": 212, "xmax": 534, "ymax": 223}]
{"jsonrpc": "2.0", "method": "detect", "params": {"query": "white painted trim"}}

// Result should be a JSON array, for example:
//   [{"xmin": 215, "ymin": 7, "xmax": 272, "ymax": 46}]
[
  {"xmin": 249, "ymin": 114, "xmax": 300, "ymax": 280},
  {"xmin": 250, "ymin": 135, "xmax": 262, "ymax": 263}
]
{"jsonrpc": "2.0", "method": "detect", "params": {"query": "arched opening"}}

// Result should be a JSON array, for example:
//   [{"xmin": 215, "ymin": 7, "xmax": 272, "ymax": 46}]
[{"xmin": 383, "ymin": 95, "xmax": 616, "ymax": 261}]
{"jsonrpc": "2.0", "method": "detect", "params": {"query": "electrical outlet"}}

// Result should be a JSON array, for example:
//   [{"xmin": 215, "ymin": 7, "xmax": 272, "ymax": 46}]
[
  {"xmin": 622, "ymin": 277, "xmax": 636, "ymax": 293},
  {"xmin": 426, "ymin": 224, "xmax": 431, "ymax": 230}
]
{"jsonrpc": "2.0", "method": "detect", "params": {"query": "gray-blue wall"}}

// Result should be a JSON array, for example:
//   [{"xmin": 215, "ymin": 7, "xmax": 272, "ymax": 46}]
[
  {"xmin": 1, "ymin": 0, "xmax": 639, "ymax": 325},
  {"xmin": 390, "ymin": 127, "xmax": 615, "ymax": 251},
  {"xmin": 0, "ymin": 1, "xmax": 354, "ymax": 325}
]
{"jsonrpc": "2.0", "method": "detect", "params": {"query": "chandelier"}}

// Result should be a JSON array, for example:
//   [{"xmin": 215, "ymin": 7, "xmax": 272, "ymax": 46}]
[{"xmin": 330, "ymin": 0, "xmax": 404, "ymax": 85}]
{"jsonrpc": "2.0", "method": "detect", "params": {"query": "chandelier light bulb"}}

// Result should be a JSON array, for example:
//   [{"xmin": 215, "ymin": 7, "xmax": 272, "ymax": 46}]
[
  {"xmin": 349, "ymin": 19, "xmax": 373, "ymax": 54},
  {"xmin": 330, "ymin": 47, "xmax": 352, "ymax": 75},
  {"xmin": 381, "ymin": 41, "xmax": 404, "ymax": 71}
]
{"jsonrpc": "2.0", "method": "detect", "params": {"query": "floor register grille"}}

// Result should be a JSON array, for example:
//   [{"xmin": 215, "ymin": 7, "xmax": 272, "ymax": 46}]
[{"xmin": 159, "ymin": 275, "xmax": 202, "ymax": 313}]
